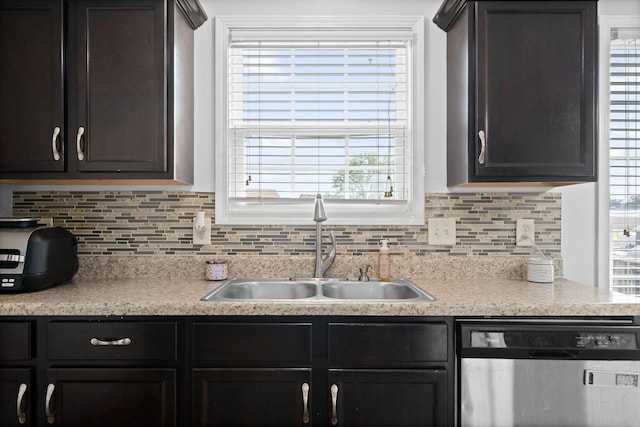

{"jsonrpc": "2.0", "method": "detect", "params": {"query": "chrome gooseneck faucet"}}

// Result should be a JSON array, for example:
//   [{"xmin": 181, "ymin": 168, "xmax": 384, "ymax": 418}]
[{"xmin": 313, "ymin": 193, "xmax": 336, "ymax": 278}]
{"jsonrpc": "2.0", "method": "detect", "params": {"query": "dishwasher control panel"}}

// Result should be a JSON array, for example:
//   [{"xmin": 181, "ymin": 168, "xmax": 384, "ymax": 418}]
[
  {"xmin": 469, "ymin": 330, "xmax": 639, "ymax": 350},
  {"xmin": 575, "ymin": 333, "xmax": 637, "ymax": 349},
  {"xmin": 459, "ymin": 321, "xmax": 640, "ymax": 360}
]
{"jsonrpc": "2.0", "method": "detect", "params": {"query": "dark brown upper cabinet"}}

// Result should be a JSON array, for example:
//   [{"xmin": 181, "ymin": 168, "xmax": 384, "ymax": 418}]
[
  {"xmin": 434, "ymin": 0, "xmax": 597, "ymax": 187},
  {"xmin": 0, "ymin": 0, "xmax": 207, "ymax": 184}
]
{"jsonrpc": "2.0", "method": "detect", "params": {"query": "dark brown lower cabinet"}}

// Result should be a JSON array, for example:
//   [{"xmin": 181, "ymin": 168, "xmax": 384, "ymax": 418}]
[
  {"xmin": 193, "ymin": 368, "xmax": 312, "ymax": 427},
  {"xmin": 45, "ymin": 368, "xmax": 176, "ymax": 427},
  {"xmin": 327, "ymin": 369, "xmax": 447, "ymax": 427},
  {"xmin": 0, "ymin": 368, "xmax": 32, "ymax": 427},
  {"xmin": 191, "ymin": 318, "xmax": 453, "ymax": 426},
  {"xmin": 0, "ymin": 316, "xmax": 452, "ymax": 426}
]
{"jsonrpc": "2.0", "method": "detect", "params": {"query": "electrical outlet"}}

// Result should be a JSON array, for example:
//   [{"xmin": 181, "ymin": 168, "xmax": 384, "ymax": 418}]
[
  {"xmin": 193, "ymin": 217, "xmax": 211, "ymax": 245},
  {"xmin": 40, "ymin": 217, "xmax": 54, "ymax": 227},
  {"xmin": 516, "ymin": 219, "xmax": 535, "ymax": 246},
  {"xmin": 428, "ymin": 217, "xmax": 456, "ymax": 246}
]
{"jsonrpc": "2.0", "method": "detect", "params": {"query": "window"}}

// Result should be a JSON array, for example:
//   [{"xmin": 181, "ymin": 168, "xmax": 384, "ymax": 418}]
[
  {"xmin": 603, "ymin": 18, "xmax": 640, "ymax": 295},
  {"xmin": 214, "ymin": 16, "xmax": 424, "ymax": 225}
]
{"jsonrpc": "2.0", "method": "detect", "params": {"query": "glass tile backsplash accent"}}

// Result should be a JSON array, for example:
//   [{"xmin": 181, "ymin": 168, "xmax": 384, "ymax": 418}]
[{"xmin": 12, "ymin": 191, "xmax": 561, "ymax": 258}]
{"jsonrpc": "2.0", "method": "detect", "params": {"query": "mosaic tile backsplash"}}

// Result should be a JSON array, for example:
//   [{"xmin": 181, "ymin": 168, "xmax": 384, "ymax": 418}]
[{"xmin": 13, "ymin": 191, "xmax": 560, "ymax": 257}]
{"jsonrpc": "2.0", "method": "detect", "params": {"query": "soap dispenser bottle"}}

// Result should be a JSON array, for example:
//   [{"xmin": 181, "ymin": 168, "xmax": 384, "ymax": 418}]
[{"xmin": 377, "ymin": 239, "xmax": 391, "ymax": 281}]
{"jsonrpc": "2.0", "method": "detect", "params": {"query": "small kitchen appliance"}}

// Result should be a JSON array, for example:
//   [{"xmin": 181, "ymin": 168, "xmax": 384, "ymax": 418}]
[{"xmin": 0, "ymin": 218, "xmax": 78, "ymax": 292}]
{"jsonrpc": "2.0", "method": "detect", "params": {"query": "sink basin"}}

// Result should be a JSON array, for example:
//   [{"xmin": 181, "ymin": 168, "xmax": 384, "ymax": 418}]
[
  {"xmin": 320, "ymin": 278, "xmax": 436, "ymax": 301},
  {"xmin": 201, "ymin": 278, "xmax": 436, "ymax": 302},
  {"xmin": 201, "ymin": 279, "xmax": 318, "ymax": 301},
  {"xmin": 321, "ymin": 281, "xmax": 428, "ymax": 300}
]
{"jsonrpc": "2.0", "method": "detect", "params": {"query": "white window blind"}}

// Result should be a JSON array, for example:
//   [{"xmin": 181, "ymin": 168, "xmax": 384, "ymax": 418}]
[
  {"xmin": 609, "ymin": 27, "xmax": 640, "ymax": 295},
  {"xmin": 228, "ymin": 40, "xmax": 408, "ymax": 201},
  {"xmin": 214, "ymin": 16, "xmax": 425, "ymax": 225}
]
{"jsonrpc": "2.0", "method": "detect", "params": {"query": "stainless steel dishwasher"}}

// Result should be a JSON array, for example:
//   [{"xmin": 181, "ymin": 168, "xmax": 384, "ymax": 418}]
[{"xmin": 457, "ymin": 318, "xmax": 640, "ymax": 427}]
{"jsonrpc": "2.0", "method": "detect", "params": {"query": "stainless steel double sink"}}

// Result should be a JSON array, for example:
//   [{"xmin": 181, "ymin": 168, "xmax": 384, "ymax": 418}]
[{"xmin": 201, "ymin": 277, "xmax": 436, "ymax": 302}]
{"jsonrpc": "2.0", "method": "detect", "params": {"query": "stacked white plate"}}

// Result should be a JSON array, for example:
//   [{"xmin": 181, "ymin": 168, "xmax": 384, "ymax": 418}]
[{"xmin": 527, "ymin": 258, "xmax": 554, "ymax": 283}]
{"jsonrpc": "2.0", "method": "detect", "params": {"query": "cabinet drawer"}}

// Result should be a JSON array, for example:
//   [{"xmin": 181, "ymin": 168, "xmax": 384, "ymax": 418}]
[
  {"xmin": 47, "ymin": 322, "xmax": 177, "ymax": 361},
  {"xmin": 329, "ymin": 323, "xmax": 447, "ymax": 363},
  {"xmin": 0, "ymin": 322, "xmax": 32, "ymax": 361},
  {"xmin": 193, "ymin": 323, "xmax": 312, "ymax": 363}
]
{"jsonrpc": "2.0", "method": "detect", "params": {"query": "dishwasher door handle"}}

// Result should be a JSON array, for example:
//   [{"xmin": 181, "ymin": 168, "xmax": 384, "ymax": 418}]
[{"xmin": 528, "ymin": 350, "xmax": 578, "ymax": 359}]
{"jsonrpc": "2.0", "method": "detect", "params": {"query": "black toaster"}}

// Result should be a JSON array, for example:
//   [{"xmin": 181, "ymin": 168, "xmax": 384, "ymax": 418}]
[{"xmin": 0, "ymin": 218, "xmax": 78, "ymax": 292}]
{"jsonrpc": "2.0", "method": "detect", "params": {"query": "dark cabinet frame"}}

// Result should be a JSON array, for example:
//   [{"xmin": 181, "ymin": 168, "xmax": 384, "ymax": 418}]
[
  {"xmin": 0, "ymin": 0, "xmax": 207, "ymax": 184},
  {"xmin": 191, "ymin": 316, "xmax": 454, "ymax": 427},
  {"xmin": 434, "ymin": 0, "xmax": 598, "ymax": 186},
  {"xmin": 0, "ymin": 317, "xmax": 188, "ymax": 427},
  {"xmin": 0, "ymin": 315, "xmax": 454, "ymax": 426}
]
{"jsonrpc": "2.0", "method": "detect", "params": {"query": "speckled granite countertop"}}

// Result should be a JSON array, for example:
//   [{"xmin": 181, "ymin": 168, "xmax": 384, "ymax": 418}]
[{"xmin": 1, "ymin": 277, "xmax": 639, "ymax": 317}]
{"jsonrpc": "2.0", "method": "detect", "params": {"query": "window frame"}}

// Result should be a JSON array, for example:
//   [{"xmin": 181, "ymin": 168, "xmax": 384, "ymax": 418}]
[
  {"xmin": 598, "ymin": 16, "xmax": 640, "ymax": 290},
  {"xmin": 213, "ymin": 15, "xmax": 425, "ymax": 225}
]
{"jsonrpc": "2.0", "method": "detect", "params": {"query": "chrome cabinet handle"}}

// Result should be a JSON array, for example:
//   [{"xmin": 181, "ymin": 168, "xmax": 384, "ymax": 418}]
[
  {"xmin": 76, "ymin": 126, "xmax": 85, "ymax": 161},
  {"xmin": 90, "ymin": 337, "xmax": 132, "ymax": 346},
  {"xmin": 51, "ymin": 127, "xmax": 61, "ymax": 161},
  {"xmin": 45, "ymin": 383, "xmax": 55, "ymax": 424},
  {"xmin": 301, "ymin": 383, "xmax": 310, "ymax": 424},
  {"xmin": 330, "ymin": 384, "xmax": 338, "ymax": 425},
  {"xmin": 478, "ymin": 130, "xmax": 486, "ymax": 165},
  {"xmin": 16, "ymin": 383, "xmax": 27, "ymax": 424}
]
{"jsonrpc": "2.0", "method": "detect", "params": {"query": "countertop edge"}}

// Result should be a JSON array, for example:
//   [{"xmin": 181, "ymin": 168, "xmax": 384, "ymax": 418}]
[{"xmin": 1, "ymin": 277, "xmax": 639, "ymax": 317}]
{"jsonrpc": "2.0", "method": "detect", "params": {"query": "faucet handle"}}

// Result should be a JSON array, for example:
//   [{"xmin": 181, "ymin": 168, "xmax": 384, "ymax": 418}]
[{"xmin": 358, "ymin": 265, "xmax": 374, "ymax": 281}]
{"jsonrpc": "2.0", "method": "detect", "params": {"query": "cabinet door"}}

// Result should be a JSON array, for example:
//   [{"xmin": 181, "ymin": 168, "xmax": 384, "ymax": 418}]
[
  {"xmin": 474, "ymin": 1, "xmax": 596, "ymax": 181},
  {"xmin": 0, "ymin": 369, "xmax": 31, "ymax": 427},
  {"xmin": 45, "ymin": 368, "xmax": 175, "ymax": 427},
  {"xmin": 69, "ymin": 0, "xmax": 167, "ymax": 174},
  {"xmin": 328, "ymin": 369, "xmax": 447, "ymax": 427},
  {"xmin": 193, "ymin": 368, "xmax": 312, "ymax": 427},
  {"xmin": 0, "ymin": 322, "xmax": 32, "ymax": 361},
  {"xmin": 0, "ymin": 0, "xmax": 64, "ymax": 173}
]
